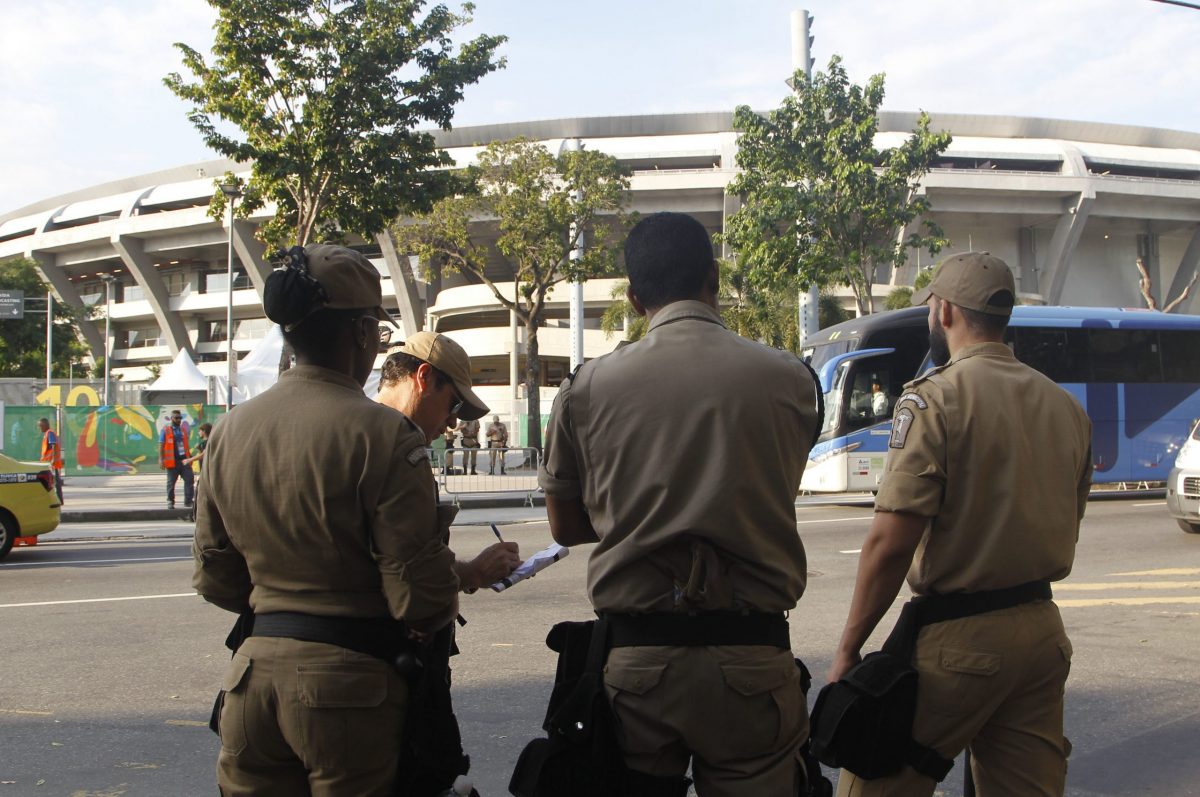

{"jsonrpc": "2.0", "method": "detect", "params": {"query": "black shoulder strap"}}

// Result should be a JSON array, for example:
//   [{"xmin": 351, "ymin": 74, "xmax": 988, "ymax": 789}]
[{"xmin": 800, "ymin": 359, "xmax": 825, "ymax": 450}]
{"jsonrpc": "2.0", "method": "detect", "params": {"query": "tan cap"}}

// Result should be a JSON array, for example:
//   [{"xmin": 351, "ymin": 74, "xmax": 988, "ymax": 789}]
[
  {"xmin": 305, "ymin": 244, "xmax": 396, "ymax": 325},
  {"xmin": 398, "ymin": 331, "xmax": 489, "ymax": 421},
  {"xmin": 912, "ymin": 252, "xmax": 1016, "ymax": 316}
]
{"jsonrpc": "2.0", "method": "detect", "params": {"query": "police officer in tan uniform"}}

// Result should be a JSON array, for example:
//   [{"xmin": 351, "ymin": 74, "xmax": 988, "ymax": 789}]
[
  {"xmin": 376, "ymin": 334, "xmax": 521, "ymax": 590},
  {"xmin": 828, "ymin": 252, "xmax": 1093, "ymax": 797},
  {"xmin": 540, "ymin": 212, "xmax": 822, "ymax": 795},
  {"xmin": 485, "ymin": 415, "xmax": 508, "ymax": 475},
  {"xmin": 456, "ymin": 417, "xmax": 482, "ymax": 474},
  {"xmin": 194, "ymin": 245, "xmax": 465, "ymax": 796}
]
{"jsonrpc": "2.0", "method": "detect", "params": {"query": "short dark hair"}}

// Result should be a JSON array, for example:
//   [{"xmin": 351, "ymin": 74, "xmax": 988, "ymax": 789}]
[
  {"xmin": 38, "ymin": 417, "xmax": 49, "ymax": 425},
  {"xmin": 281, "ymin": 307, "xmax": 362, "ymax": 361},
  {"xmin": 958, "ymin": 305, "xmax": 1010, "ymax": 337},
  {"xmin": 380, "ymin": 351, "xmax": 451, "ymax": 389},
  {"xmin": 624, "ymin": 212, "xmax": 714, "ymax": 309},
  {"xmin": 199, "ymin": 423, "xmax": 212, "ymax": 435}
]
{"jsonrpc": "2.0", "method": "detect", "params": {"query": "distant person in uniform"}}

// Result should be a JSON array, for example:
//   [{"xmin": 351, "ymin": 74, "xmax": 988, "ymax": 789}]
[
  {"xmin": 193, "ymin": 244, "xmax": 463, "ymax": 795},
  {"xmin": 376, "ymin": 337, "xmax": 521, "ymax": 591},
  {"xmin": 486, "ymin": 415, "xmax": 508, "ymax": 475},
  {"xmin": 456, "ymin": 417, "xmax": 482, "ymax": 475},
  {"xmin": 540, "ymin": 212, "xmax": 823, "ymax": 795},
  {"xmin": 37, "ymin": 417, "xmax": 63, "ymax": 505},
  {"xmin": 442, "ymin": 424, "xmax": 458, "ymax": 475},
  {"xmin": 158, "ymin": 410, "xmax": 193, "ymax": 509},
  {"xmin": 829, "ymin": 252, "xmax": 1093, "ymax": 797},
  {"xmin": 185, "ymin": 422, "xmax": 212, "ymax": 523}
]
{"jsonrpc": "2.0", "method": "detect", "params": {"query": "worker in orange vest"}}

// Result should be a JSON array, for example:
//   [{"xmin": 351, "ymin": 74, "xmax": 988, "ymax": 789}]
[
  {"xmin": 158, "ymin": 409, "xmax": 194, "ymax": 509},
  {"xmin": 38, "ymin": 417, "xmax": 64, "ymax": 505}
]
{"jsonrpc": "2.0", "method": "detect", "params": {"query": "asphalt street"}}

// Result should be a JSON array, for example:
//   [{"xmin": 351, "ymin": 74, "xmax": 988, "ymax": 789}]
[{"xmin": 1, "ymin": 498, "xmax": 1197, "ymax": 796}]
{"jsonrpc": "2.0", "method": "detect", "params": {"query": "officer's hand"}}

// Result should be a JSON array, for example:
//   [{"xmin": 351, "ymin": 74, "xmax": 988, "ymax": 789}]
[
  {"xmin": 827, "ymin": 650, "xmax": 862, "ymax": 684},
  {"xmin": 462, "ymin": 542, "xmax": 522, "ymax": 590}
]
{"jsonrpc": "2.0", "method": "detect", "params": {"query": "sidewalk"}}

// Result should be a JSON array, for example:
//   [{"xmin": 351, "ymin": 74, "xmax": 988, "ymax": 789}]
[{"xmin": 56, "ymin": 473, "xmax": 547, "ymax": 526}]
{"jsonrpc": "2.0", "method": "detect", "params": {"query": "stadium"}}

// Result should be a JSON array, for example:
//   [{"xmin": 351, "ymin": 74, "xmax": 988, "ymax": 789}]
[{"xmin": 2, "ymin": 111, "xmax": 1199, "ymax": 418}]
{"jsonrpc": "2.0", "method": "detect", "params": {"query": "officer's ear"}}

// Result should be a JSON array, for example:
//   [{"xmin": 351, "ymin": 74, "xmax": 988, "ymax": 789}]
[{"xmin": 627, "ymin": 286, "xmax": 648, "ymax": 318}]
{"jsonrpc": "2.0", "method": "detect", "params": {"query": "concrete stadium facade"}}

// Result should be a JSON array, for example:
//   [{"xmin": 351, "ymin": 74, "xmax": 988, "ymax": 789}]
[{"xmin": 3, "ymin": 111, "xmax": 1200, "ymax": 409}]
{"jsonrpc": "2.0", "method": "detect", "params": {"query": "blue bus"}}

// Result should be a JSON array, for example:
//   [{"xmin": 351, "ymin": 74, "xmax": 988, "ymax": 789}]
[{"xmin": 799, "ymin": 306, "xmax": 1200, "ymax": 493}]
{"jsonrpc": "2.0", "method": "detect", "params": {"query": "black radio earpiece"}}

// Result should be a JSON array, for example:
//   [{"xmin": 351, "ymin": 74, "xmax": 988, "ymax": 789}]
[{"xmin": 263, "ymin": 246, "xmax": 330, "ymax": 330}]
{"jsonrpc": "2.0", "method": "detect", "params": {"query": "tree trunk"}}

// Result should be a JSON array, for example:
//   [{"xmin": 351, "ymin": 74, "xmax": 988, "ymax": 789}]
[{"xmin": 525, "ymin": 314, "xmax": 542, "ymax": 453}]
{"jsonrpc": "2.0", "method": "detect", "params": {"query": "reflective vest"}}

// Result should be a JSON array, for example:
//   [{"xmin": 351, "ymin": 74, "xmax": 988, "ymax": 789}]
[
  {"xmin": 160, "ymin": 425, "xmax": 191, "ymax": 469},
  {"xmin": 41, "ymin": 430, "xmax": 63, "ymax": 470}
]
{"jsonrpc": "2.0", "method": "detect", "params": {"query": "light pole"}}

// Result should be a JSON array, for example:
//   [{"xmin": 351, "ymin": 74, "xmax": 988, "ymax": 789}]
[
  {"xmin": 100, "ymin": 274, "xmax": 116, "ymax": 405},
  {"xmin": 219, "ymin": 181, "xmax": 243, "ymax": 410}
]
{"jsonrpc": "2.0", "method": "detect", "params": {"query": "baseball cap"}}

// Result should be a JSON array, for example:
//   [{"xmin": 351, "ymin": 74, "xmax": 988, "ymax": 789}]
[
  {"xmin": 911, "ymin": 252, "xmax": 1016, "ymax": 316},
  {"xmin": 398, "ymin": 331, "xmax": 489, "ymax": 421},
  {"xmin": 304, "ymin": 244, "xmax": 396, "ymax": 325}
]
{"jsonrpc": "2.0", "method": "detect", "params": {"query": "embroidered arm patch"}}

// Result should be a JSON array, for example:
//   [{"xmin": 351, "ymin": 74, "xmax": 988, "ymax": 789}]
[{"xmin": 890, "ymin": 407, "xmax": 916, "ymax": 449}]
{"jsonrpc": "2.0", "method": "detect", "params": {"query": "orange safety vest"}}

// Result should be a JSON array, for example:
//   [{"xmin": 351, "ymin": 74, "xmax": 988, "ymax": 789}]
[
  {"xmin": 41, "ymin": 430, "xmax": 63, "ymax": 470},
  {"xmin": 160, "ymin": 425, "xmax": 191, "ymax": 469}
]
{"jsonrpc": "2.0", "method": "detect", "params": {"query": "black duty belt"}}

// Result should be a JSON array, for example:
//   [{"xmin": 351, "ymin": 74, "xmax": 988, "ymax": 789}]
[
  {"xmin": 604, "ymin": 611, "xmax": 790, "ymax": 649},
  {"xmin": 250, "ymin": 611, "xmax": 411, "ymax": 665},
  {"xmin": 884, "ymin": 579, "xmax": 1053, "ymax": 656}
]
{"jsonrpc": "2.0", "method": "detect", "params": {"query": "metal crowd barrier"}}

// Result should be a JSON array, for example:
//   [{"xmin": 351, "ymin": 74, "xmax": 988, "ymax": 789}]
[{"xmin": 431, "ymin": 446, "xmax": 541, "ymax": 506}]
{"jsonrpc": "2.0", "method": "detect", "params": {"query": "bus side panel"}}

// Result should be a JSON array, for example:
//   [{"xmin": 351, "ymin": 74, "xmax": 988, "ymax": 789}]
[
  {"xmin": 1124, "ymin": 382, "xmax": 1200, "ymax": 482},
  {"xmin": 1083, "ymin": 383, "xmax": 1123, "ymax": 481}
]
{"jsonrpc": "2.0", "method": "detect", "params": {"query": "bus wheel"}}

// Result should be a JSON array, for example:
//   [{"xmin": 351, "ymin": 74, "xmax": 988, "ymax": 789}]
[
  {"xmin": 0, "ymin": 513, "xmax": 15, "ymax": 560},
  {"xmin": 1178, "ymin": 519, "xmax": 1200, "ymax": 535}
]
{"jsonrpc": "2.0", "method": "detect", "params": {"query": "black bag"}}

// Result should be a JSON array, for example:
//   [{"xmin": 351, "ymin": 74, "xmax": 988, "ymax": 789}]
[
  {"xmin": 808, "ymin": 651, "xmax": 928, "ymax": 780},
  {"xmin": 509, "ymin": 619, "xmax": 631, "ymax": 797}
]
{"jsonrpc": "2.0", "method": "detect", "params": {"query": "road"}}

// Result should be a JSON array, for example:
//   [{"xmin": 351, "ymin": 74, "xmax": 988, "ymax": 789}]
[{"xmin": 1, "ymin": 498, "xmax": 1198, "ymax": 796}]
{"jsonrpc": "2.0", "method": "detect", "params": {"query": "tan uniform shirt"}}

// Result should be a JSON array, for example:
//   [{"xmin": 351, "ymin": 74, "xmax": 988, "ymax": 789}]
[
  {"xmin": 539, "ymin": 300, "xmax": 821, "ymax": 613},
  {"xmin": 458, "ymin": 419, "xmax": 481, "ymax": 447},
  {"xmin": 486, "ymin": 422, "xmax": 508, "ymax": 445},
  {"xmin": 875, "ymin": 342, "xmax": 1093, "ymax": 595},
  {"xmin": 193, "ymin": 366, "xmax": 459, "ymax": 628}
]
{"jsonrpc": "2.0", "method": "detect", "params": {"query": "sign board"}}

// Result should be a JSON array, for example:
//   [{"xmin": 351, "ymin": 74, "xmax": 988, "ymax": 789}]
[{"xmin": 0, "ymin": 290, "xmax": 24, "ymax": 319}]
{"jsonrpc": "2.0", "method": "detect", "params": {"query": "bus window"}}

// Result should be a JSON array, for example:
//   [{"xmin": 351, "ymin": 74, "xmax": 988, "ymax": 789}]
[
  {"xmin": 804, "ymin": 339, "xmax": 854, "ymax": 370},
  {"xmin": 836, "ymin": 361, "xmax": 898, "ymax": 436},
  {"xmin": 1089, "ymin": 329, "xmax": 1162, "ymax": 383},
  {"xmin": 1160, "ymin": 330, "xmax": 1200, "ymax": 383},
  {"xmin": 1011, "ymin": 328, "xmax": 1090, "ymax": 383}
]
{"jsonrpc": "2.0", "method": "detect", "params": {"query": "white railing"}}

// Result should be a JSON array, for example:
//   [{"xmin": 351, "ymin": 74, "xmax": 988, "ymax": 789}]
[{"xmin": 431, "ymin": 446, "xmax": 541, "ymax": 506}]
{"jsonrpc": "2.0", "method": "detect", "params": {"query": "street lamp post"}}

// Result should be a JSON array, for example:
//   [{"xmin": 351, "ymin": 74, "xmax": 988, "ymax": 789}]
[
  {"xmin": 218, "ymin": 182, "xmax": 243, "ymax": 411},
  {"xmin": 100, "ymin": 274, "xmax": 116, "ymax": 405}
]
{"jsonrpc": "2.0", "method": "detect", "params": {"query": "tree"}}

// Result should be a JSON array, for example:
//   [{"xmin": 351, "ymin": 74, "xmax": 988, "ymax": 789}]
[
  {"xmin": 165, "ymin": 0, "xmax": 506, "ymax": 249},
  {"xmin": 884, "ymin": 266, "xmax": 934, "ymax": 310},
  {"xmin": 1136, "ymin": 257, "xmax": 1198, "ymax": 312},
  {"xmin": 0, "ymin": 258, "xmax": 93, "ymax": 378},
  {"xmin": 600, "ymin": 282, "xmax": 648, "ymax": 342},
  {"xmin": 719, "ymin": 56, "xmax": 952, "ymax": 320},
  {"xmin": 394, "ymin": 138, "xmax": 630, "ymax": 450}
]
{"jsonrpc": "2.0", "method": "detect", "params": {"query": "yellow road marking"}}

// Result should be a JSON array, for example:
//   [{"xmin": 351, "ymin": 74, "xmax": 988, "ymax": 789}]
[
  {"xmin": 0, "ymin": 708, "xmax": 52, "ymax": 716},
  {"xmin": 1057, "ymin": 581, "xmax": 1200, "ymax": 591},
  {"xmin": 1109, "ymin": 568, "xmax": 1200, "ymax": 577},
  {"xmin": 1059, "ymin": 596, "xmax": 1200, "ymax": 607},
  {"xmin": 165, "ymin": 720, "xmax": 208, "ymax": 727}
]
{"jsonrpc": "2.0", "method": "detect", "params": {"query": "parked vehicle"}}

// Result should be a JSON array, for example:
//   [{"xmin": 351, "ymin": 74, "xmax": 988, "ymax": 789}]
[
  {"xmin": 1166, "ymin": 420, "xmax": 1200, "ymax": 534},
  {"xmin": 0, "ymin": 452, "xmax": 62, "ymax": 560}
]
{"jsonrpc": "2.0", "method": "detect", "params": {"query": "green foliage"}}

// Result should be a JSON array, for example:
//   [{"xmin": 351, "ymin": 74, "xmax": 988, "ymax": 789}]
[
  {"xmin": 820, "ymin": 293, "xmax": 850, "ymax": 328},
  {"xmin": 394, "ymin": 138, "xmax": 631, "ymax": 449},
  {"xmin": 600, "ymin": 281, "xmax": 647, "ymax": 342},
  {"xmin": 718, "ymin": 55, "xmax": 952, "ymax": 320},
  {"xmin": 165, "ymin": 0, "xmax": 505, "ymax": 250},
  {"xmin": 0, "ymin": 257, "xmax": 94, "ymax": 378},
  {"xmin": 885, "ymin": 287, "xmax": 913, "ymax": 310}
]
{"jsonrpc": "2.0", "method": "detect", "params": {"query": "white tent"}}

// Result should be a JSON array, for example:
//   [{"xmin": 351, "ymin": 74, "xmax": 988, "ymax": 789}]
[{"xmin": 149, "ymin": 349, "xmax": 208, "ymax": 392}]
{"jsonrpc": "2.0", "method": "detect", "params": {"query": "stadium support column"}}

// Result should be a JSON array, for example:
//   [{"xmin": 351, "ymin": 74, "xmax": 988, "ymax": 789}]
[
  {"xmin": 792, "ymin": 9, "xmax": 819, "ymax": 347},
  {"xmin": 1042, "ymin": 190, "xmax": 1093, "ymax": 305}
]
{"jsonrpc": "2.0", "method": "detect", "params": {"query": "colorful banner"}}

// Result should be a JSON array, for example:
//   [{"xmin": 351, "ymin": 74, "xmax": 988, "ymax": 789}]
[{"xmin": 3, "ymin": 405, "xmax": 227, "ymax": 474}]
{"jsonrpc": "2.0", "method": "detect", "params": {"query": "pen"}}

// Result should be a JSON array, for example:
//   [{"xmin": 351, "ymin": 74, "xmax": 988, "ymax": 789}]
[{"xmin": 490, "ymin": 523, "xmax": 504, "ymax": 543}]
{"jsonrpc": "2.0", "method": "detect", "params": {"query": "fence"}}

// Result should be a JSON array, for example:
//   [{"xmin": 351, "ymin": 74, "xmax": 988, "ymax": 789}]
[
  {"xmin": 0, "ymin": 404, "xmax": 228, "ymax": 474},
  {"xmin": 431, "ymin": 446, "xmax": 541, "ymax": 506}
]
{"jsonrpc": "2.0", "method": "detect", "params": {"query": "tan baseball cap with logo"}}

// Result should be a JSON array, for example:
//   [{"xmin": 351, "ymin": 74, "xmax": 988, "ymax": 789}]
[
  {"xmin": 305, "ymin": 244, "xmax": 396, "ymax": 324},
  {"xmin": 398, "ymin": 331, "xmax": 489, "ymax": 421},
  {"xmin": 912, "ymin": 252, "xmax": 1016, "ymax": 316}
]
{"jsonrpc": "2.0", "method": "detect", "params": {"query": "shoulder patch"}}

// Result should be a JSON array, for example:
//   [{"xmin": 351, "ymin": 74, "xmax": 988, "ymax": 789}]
[
  {"xmin": 890, "ymin": 407, "xmax": 916, "ymax": 449},
  {"xmin": 894, "ymin": 392, "xmax": 928, "ymax": 411},
  {"xmin": 406, "ymin": 445, "xmax": 429, "ymax": 466}
]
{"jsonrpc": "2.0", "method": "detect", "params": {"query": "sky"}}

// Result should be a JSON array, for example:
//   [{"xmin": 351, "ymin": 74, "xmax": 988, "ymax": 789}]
[{"xmin": 2, "ymin": 0, "xmax": 1199, "ymax": 216}]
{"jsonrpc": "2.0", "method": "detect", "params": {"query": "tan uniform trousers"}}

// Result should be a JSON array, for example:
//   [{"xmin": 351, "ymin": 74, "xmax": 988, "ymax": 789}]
[
  {"xmin": 217, "ymin": 636, "xmax": 409, "ymax": 797},
  {"xmin": 837, "ymin": 601, "xmax": 1073, "ymax": 797},
  {"xmin": 604, "ymin": 645, "xmax": 809, "ymax": 797},
  {"xmin": 461, "ymin": 442, "xmax": 480, "ymax": 473}
]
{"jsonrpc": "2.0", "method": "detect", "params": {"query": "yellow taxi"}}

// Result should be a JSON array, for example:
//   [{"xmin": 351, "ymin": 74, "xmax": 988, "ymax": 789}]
[{"xmin": 0, "ymin": 451, "xmax": 62, "ymax": 560}]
